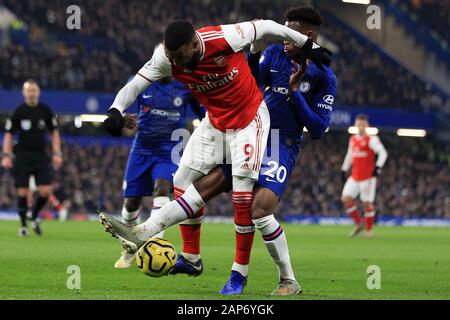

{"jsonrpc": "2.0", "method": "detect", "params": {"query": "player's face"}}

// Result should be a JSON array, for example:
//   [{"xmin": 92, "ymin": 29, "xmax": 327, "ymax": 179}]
[
  {"xmin": 22, "ymin": 82, "xmax": 40, "ymax": 107},
  {"xmin": 165, "ymin": 37, "xmax": 201, "ymax": 69},
  {"xmin": 355, "ymin": 119, "xmax": 369, "ymax": 135},
  {"xmin": 284, "ymin": 21, "xmax": 316, "ymax": 59}
]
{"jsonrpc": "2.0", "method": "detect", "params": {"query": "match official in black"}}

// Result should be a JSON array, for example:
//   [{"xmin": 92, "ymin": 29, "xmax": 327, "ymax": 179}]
[{"xmin": 1, "ymin": 80, "xmax": 63, "ymax": 237}]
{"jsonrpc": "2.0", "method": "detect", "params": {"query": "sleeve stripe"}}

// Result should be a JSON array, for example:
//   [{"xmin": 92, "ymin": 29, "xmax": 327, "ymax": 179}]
[
  {"xmin": 137, "ymin": 72, "xmax": 152, "ymax": 82},
  {"xmin": 250, "ymin": 21, "xmax": 257, "ymax": 43}
]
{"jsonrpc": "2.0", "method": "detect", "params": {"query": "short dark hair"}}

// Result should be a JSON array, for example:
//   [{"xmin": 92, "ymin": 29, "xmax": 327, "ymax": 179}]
[
  {"xmin": 164, "ymin": 20, "xmax": 195, "ymax": 51},
  {"xmin": 24, "ymin": 79, "xmax": 39, "ymax": 86},
  {"xmin": 356, "ymin": 114, "xmax": 369, "ymax": 121},
  {"xmin": 284, "ymin": 5, "xmax": 323, "ymax": 28}
]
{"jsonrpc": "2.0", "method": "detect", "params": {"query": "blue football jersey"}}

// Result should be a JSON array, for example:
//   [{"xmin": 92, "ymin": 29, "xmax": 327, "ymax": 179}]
[
  {"xmin": 131, "ymin": 79, "xmax": 198, "ymax": 155},
  {"xmin": 255, "ymin": 44, "xmax": 337, "ymax": 148}
]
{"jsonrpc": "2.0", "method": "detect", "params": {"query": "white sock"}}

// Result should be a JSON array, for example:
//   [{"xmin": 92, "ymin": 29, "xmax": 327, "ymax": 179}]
[
  {"xmin": 232, "ymin": 262, "xmax": 249, "ymax": 277},
  {"xmin": 183, "ymin": 252, "xmax": 201, "ymax": 263},
  {"xmin": 253, "ymin": 215, "xmax": 296, "ymax": 281},
  {"xmin": 151, "ymin": 196, "xmax": 170, "ymax": 238},
  {"xmin": 135, "ymin": 185, "xmax": 205, "ymax": 241},
  {"xmin": 121, "ymin": 206, "xmax": 140, "ymax": 225}
]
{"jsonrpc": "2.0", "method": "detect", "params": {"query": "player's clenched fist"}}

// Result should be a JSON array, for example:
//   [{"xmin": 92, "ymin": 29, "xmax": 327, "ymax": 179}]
[{"xmin": 104, "ymin": 108, "xmax": 125, "ymax": 137}]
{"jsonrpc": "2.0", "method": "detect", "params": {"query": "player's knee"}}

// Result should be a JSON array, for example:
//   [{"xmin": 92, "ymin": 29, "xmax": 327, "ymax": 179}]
[
  {"xmin": 363, "ymin": 202, "xmax": 375, "ymax": 210},
  {"xmin": 38, "ymin": 187, "xmax": 52, "ymax": 198},
  {"xmin": 251, "ymin": 205, "xmax": 270, "ymax": 220},
  {"xmin": 153, "ymin": 180, "xmax": 172, "ymax": 198},
  {"xmin": 124, "ymin": 198, "xmax": 141, "ymax": 213},
  {"xmin": 173, "ymin": 166, "xmax": 191, "ymax": 190},
  {"xmin": 17, "ymin": 188, "xmax": 28, "ymax": 198},
  {"xmin": 341, "ymin": 197, "xmax": 353, "ymax": 206},
  {"xmin": 251, "ymin": 197, "xmax": 274, "ymax": 220}
]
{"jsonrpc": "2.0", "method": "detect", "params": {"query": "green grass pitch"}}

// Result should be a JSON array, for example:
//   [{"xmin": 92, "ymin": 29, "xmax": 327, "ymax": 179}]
[{"xmin": 0, "ymin": 220, "xmax": 449, "ymax": 300}]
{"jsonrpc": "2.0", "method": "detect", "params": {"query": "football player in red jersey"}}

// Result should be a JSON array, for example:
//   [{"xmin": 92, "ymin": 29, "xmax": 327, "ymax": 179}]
[
  {"xmin": 341, "ymin": 114, "xmax": 388, "ymax": 238},
  {"xmin": 99, "ymin": 19, "xmax": 332, "ymax": 290}
]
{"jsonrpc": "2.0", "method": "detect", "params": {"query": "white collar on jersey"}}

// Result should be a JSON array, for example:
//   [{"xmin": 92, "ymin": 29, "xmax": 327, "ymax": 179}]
[{"xmin": 195, "ymin": 31, "xmax": 205, "ymax": 63}]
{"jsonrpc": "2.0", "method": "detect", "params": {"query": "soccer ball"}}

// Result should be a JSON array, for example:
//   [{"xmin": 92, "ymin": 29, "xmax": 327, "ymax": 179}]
[{"xmin": 136, "ymin": 237, "xmax": 177, "ymax": 277}]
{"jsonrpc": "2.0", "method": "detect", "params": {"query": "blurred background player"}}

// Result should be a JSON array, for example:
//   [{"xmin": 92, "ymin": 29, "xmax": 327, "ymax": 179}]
[
  {"xmin": 26, "ymin": 176, "xmax": 68, "ymax": 221},
  {"xmin": 1, "ymin": 80, "xmax": 62, "ymax": 237},
  {"xmin": 172, "ymin": 5, "xmax": 337, "ymax": 295},
  {"xmin": 114, "ymin": 76, "xmax": 204, "ymax": 268},
  {"xmin": 341, "ymin": 114, "xmax": 388, "ymax": 238}
]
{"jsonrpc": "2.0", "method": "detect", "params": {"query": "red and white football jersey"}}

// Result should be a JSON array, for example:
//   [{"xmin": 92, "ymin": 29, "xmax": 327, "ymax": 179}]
[
  {"xmin": 137, "ymin": 22, "xmax": 263, "ymax": 132},
  {"xmin": 342, "ymin": 134, "xmax": 387, "ymax": 181}
]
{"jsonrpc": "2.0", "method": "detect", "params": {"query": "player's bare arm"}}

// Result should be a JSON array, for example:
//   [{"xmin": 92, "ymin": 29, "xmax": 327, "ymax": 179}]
[
  {"xmin": 51, "ymin": 130, "xmax": 63, "ymax": 170},
  {"xmin": 1, "ymin": 132, "xmax": 14, "ymax": 169}
]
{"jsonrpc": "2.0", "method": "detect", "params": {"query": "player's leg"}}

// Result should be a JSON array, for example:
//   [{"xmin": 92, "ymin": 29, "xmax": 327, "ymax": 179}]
[
  {"xmin": 251, "ymin": 140, "xmax": 301, "ymax": 295},
  {"xmin": 341, "ymin": 177, "xmax": 364, "ymax": 237},
  {"xmin": 100, "ymin": 117, "xmax": 223, "ymax": 251},
  {"xmin": 151, "ymin": 178, "xmax": 173, "ymax": 238},
  {"xmin": 121, "ymin": 153, "xmax": 155, "ymax": 225},
  {"xmin": 114, "ymin": 197, "xmax": 143, "ymax": 268},
  {"xmin": 360, "ymin": 177, "xmax": 377, "ymax": 238},
  {"xmin": 30, "ymin": 184, "xmax": 52, "ymax": 236},
  {"xmin": 115, "ymin": 153, "xmax": 153, "ymax": 268},
  {"xmin": 172, "ymin": 166, "xmax": 230, "ymax": 276},
  {"xmin": 16, "ymin": 187, "xmax": 30, "ymax": 237},
  {"xmin": 30, "ymin": 162, "xmax": 53, "ymax": 236},
  {"xmin": 221, "ymin": 102, "xmax": 270, "ymax": 294},
  {"xmin": 13, "ymin": 157, "xmax": 31, "ymax": 236},
  {"xmin": 134, "ymin": 115, "xmax": 226, "ymax": 240},
  {"xmin": 100, "ymin": 165, "xmax": 206, "ymax": 253},
  {"xmin": 252, "ymin": 187, "xmax": 300, "ymax": 295}
]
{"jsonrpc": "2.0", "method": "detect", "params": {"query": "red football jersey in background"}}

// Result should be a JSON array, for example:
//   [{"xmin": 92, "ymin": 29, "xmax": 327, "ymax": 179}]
[{"xmin": 349, "ymin": 135, "xmax": 375, "ymax": 181}]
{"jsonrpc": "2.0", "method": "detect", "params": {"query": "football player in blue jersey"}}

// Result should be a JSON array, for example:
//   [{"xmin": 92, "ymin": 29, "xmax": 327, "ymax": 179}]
[
  {"xmin": 171, "ymin": 5, "xmax": 337, "ymax": 295},
  {"xmin": 114, "ymin": 76, "xmax": 204, "ymax": 268}
]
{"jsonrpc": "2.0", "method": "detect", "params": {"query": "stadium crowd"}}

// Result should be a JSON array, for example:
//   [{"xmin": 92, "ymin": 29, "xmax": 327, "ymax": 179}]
[
  {"xmin": 1, "ymin": 134, "xmax": 449, "ymax": 219},
  {"xmin": 0, "ymin": 0, "xmax": 448, "ymax": 113},
  {"xmin": 399, "ymin": 0, "xmax": 449, "ymax": 45}
]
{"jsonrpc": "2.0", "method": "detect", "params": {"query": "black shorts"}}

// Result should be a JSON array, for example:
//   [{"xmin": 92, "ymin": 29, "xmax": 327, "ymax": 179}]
[{"xmin": 13, "ymin": 152, "xmax": 53, "ymax": 188}]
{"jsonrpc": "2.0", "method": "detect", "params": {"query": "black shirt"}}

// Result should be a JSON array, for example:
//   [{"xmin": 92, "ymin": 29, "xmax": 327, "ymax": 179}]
[{"xmin": 5, "ymin": 102, "xmax": 57, "ymax": 154}]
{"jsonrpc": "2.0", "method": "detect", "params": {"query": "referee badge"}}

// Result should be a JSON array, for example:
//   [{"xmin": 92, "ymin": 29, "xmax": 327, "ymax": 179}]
[
  {"xmin": 38, "ymin": 120, "xmax": 46, "ymax": 130},
  {"xmin": 20, "ymin": 119, "xmax": 32, "ymax": 131}
]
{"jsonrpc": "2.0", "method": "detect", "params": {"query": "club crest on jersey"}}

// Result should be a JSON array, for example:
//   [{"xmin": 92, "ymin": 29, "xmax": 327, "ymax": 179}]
[
  {"xmin": 143, "ymin": 106, "xmax": 151, "ymax": 113},
  {"xmin": 20, "ymin": 119, "xmax": 32, "ymax": 131},
  {"xmin": 173, "ymin": 96, "xmax": 183, "ymax": 107},
  {"xmin": 214, "ymin": 55, "xmax": 226, "ymax": 67},
  {"xmin": 299, "ymin": 81, "xmax": 311, "ymax": 93}
]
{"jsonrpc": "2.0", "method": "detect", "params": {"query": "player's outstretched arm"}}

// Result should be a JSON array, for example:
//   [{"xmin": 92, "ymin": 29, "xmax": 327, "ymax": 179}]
[
  {"xmin": 222, "ymin": 20, "xmax": 332, "ymax": 69},
  {"xmin": 104, "ymin": 44, "xmax": 172, "ymax": 137},
  {"xmin": 104, "ymin": 76, "xmax": 150, "ymax": 137}
]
